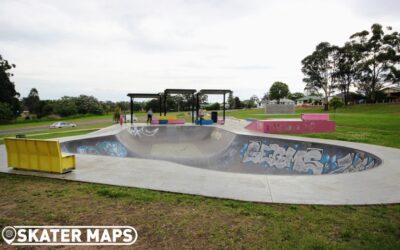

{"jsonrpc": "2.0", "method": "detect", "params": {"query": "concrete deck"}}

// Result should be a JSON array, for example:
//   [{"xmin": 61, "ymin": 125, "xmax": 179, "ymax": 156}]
[{"xmin": 1, "ymin": 118, "xmax": 400, "ymax": 205}]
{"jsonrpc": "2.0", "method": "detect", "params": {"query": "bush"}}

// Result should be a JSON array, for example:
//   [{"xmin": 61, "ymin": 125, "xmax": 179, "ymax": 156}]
[
  {"xmin": 113, "ymin": 108, "xmax": 120, "ymax": 123},
  {"xmin": 54, "ymin": 97, "xmax": 78, "ymax": 117},
  {"xmin": 75, "ymin": 95, "xmax": 104, "ymax": 115},
  {"xmin": 37, "ymin": 100, "xmax": 54, "ymax": 118},
  {"xmin": 329, "ymin": 96, "xmax": 344, "ymax": 111},
  {"xmin": 45, "ymin": 114, "xmax": 61, "ymax": 120},
  {"xmin": 0, "ymin": 102, "xmax": 14, "ymax": 123},
  {"xmin": 205, "ymin": 102, "xmax": 221, "ymax": 111}
]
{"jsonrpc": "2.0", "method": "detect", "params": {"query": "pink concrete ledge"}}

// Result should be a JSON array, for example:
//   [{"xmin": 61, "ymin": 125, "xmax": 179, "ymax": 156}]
[
  {"xmin": 246, "ymin": 113, "xmax": 335, "ymax": 134},
  {"xmin": 167, "ymin": 120, "xmax": 185, "ymax": 124}
]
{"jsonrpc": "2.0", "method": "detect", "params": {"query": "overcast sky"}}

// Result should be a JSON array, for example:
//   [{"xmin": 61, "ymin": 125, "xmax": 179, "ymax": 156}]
[{"xmin": 1, "ymin": 0, "xmax": 399, "ymax": 102}]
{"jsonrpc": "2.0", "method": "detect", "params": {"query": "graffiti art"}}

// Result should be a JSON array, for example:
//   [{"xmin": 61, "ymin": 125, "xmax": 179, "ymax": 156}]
[{"xmin": 240, "ymin": 140, "xmax": 376, "ymax": 174}]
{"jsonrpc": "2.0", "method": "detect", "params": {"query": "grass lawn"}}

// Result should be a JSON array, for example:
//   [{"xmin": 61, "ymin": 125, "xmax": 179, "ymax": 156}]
[
  {"xmin": 0, "ymin": 174, "xmax": 399, "ymax": 249},
  {"xmin": 0, "ymin": 114, "xmax": 113, "ymax": 131},
  {"xmin": 0, "ymin": 122, "xmax": 113, "ymax": 144}
]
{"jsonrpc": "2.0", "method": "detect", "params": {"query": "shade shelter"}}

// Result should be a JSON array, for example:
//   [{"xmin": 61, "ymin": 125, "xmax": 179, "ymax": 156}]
[
  {"xmin": 196, "ymin": 89, "xmax": 232, "ymax": 122},
  {"xmin": 127, "ymin": 93, "xmax": 162, "ymax": 124},
  {"xmin": 163, "ymin": 89, "xmax": 197, "ymax": 123}
]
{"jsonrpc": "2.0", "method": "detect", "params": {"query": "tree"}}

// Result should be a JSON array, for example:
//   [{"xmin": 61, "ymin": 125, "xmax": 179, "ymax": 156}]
[
  {"xmin": 0, "ymin": 55, "xmax": 20, "ymax": 118},
  {"xmin": 243, "ymin": 99, "xmax": 256, "ymax": 108},
  {"xmin": 53, "ymin": 96, "xmax": 78, "ymax": 117},
  {"xmin": 75, "ymin": 95, "xmax": 103, "ymax": 115},
  {"xmin": 233, "ymin": 96, "xmax": 244, "ymax": 109},
  {"xmin": 227, "ymin": 92, "xmax": 234, "ymax": 109},
  {"xmin": 145, "ymin": 99, "xmax": 161, "ymax": 112},
  {"xmin": 37, "ymin": 100, "xmax": 55, "ymax": 118},
  {"xmin": 23, "ymin": 88, "xmax": 41, "ymax": 114},
  {"xmin": 302, "ymin": 42, "xmax": 337, "ymax": 110},
  {"xmin": 269, "ymin": 81, "xmax": 289, "ymax": 103},
  {"xmin": 333, "ymin": 43, "xmax": 361, "ymax": 105},
  {"xmin": 250, "ymin": 95, "xmax": 260, "ymax": 105},
  {"xmin": 329, "ymin": 96, "xmax": 344, "ymax": 117},
  {"xmin": 350, "ymin": 24, "xmax": 400, "ymax": 103},
  {"xmin": 113, "ymin": 108, "xmax": 121, "ymax": 123},
  {"xmin": 205, "ymin": 102, "xmax": 220, "ymax": 111},
  {"xmin": 116, "ymin": 101, "xmax": 130, "ymax": 111},
  {"xmin": 261, "ymin": 92, "xmax": 269, "ymax": 101},
  {"xmin": 199, "ymin": 94, "xmax": 208, "ymax": 105},
  {"xmin": 304, "ymin": 84, "xmax": 320, "ymax": 96},
  {"xmin": 288, "ymin": 92, "xmax": 305, "ymax": 101},
  {"xmin": 0, "ymin": 102, "xmax": 14, "ymax": 123}
]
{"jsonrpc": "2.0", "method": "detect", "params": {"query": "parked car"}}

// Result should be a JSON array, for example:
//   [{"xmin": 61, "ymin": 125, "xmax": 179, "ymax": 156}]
[{"xmin": 50, "ymin": 122, "xmax": 77, "ymax": 128}]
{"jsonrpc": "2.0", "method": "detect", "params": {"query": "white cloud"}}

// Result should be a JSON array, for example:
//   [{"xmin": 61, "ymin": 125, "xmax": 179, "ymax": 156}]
[{"xmin": 0, "ymin": 0, "xmax": 399, "ymax": 101}]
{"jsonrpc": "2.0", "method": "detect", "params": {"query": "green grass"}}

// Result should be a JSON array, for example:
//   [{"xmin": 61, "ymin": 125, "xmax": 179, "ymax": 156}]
[
  {"xmin": 0, "ymin": 114, "xmax": 113, "ymax": 131},
  {"xmin": 26, "ymin": 129, "xmax": 99, "ymax": 140},
  {"xmin": 223, "ymin": 103, "xmax": 400, "ymax": 148},
  {"xmin": 220, "ymin": 106, "xmax": 325, "ymax": 120},
  {"xmin": 0, "ymin": 174, "xmax": 399, "ymax": 249},
  {"xmin": 0, "ymin": 123, "xmax": 113, "ymax": 144}
]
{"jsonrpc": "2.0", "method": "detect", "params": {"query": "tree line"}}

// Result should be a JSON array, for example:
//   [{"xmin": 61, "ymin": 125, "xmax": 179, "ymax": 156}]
[
  {"xmin": 302, "ymin": 23, "xmax": 400, "ymax": 110},
  {"xmin": 1, "ymin": 53, "xmax": 261, "ymax": 124}
]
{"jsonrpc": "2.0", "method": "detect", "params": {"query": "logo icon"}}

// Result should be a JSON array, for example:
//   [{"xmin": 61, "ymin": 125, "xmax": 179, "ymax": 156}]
[
  {"xmin": 2, "ymin": 226, "xmax": 16, "ymax": 245},
  {"xmin": 2, "ymin": 226, "xmax": 137, "ymax": 246}
]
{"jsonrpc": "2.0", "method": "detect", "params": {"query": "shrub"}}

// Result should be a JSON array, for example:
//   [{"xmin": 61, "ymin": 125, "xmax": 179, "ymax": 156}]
[
  {"xmin": 0, "ymin": 102, "xmax": 14, "ymax": 123},
  {"xmin": 329, "ymin": 96, "xmax": 344, "ymax": 111},
  {"xmin": 53, "ymin": 97, "xmax": 78, "ymax": 117},
  {"xmin": 205, "ymin": 102, "xmax": 221, "ymax": 111}
]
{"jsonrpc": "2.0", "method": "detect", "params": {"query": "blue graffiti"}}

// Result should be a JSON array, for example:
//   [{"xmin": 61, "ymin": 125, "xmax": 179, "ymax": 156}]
[
  {"xmin": 241, "ymin": 140, "xmax": 378, "ymax": 175},
  {"xmin": 77, "ymin": 141, "xmax": 128, "ymax": 157}
]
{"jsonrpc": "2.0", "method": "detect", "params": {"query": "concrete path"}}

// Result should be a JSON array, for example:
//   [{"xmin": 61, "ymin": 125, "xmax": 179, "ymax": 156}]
[{"xmin": 1, "ymin": 118, "xmax": 400, "ymax": 205}]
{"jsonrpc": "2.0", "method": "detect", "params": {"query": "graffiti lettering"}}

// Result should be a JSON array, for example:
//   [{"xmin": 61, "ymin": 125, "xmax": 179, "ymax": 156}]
[
  {"xmin": 241, "ymin": 140, "xmax": 377, "ymax": 175},
  {"xmin": 129, "ymin": 126, "xmax": 159, "ymax": 137}
]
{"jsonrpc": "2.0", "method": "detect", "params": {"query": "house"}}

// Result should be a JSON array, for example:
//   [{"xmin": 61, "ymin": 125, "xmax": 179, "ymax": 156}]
[
  {"xmin": 296, "ymin": 96, "xmax": 322, "ymax": 106},
  {"xmin": 258, "ymin": 100, "xmax": 267, "ymax": 108},
  {"xmin": 268, "ymin": 98, "xmax": 295, "ymax": 105},
  {"xmin": 20, "ymin": 110, "xmax": 30, "ymax": 118},
  {"xmin": 332, "ymin": 92, "xmax": 366, "ymax": 104},
  {"xmin": 382, "ymin": 86, "xmax": 400, "ymax": 102}
]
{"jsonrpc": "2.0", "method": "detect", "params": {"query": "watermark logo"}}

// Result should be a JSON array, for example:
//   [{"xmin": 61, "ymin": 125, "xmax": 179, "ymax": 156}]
[{"xmin": 1, "ymin": 226, "xmax": 137, "ymax": 246}]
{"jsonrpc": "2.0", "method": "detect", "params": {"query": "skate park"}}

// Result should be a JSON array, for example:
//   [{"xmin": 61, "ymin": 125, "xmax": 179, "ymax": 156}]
[
  {"xmin": 2, "ymin": 116, "xmax": 400, "ymax": 205},
  {"xmin": 2, "ymin": 89, "xmax": 400, "ymax": 205}
]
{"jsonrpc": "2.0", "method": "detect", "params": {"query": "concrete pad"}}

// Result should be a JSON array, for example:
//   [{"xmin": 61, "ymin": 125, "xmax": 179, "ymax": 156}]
[
  {"xmin": 0, "ymin": 148, "xmax": 272, "ymax": 203},
  {"xmin": 1, "ymin": 118, "xmax": 400, "ymax": 205}
]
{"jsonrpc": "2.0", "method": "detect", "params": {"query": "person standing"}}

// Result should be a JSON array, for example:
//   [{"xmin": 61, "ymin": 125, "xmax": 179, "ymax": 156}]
[
  {"xmin": 147, "ymin": 108, "xmax": 153, "ymax": 124},
  {"xmin": 199, "ymin": 109, "xmax": 205, "ymax": 125},
  {"xmin": 119, "ymin": 113, "xmax": 124, "ymax": 126}
]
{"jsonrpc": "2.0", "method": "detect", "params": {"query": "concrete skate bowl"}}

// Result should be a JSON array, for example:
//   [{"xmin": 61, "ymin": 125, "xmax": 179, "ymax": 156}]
[{"xmin": 61, "ymin": 126, "xmax": 381, "ymax": 175}]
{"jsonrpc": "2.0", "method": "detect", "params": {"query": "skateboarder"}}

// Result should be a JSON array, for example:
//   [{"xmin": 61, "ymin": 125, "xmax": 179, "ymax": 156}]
[{"xmin": 147, "ymin": 108, "xmax": 153, "ymax": 124}]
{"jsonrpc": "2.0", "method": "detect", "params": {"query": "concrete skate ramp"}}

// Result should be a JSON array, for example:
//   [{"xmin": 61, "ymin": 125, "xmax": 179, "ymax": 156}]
[{"xmin": 61, "ymin": 126, "xmax": 381, "ymax": 175}]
